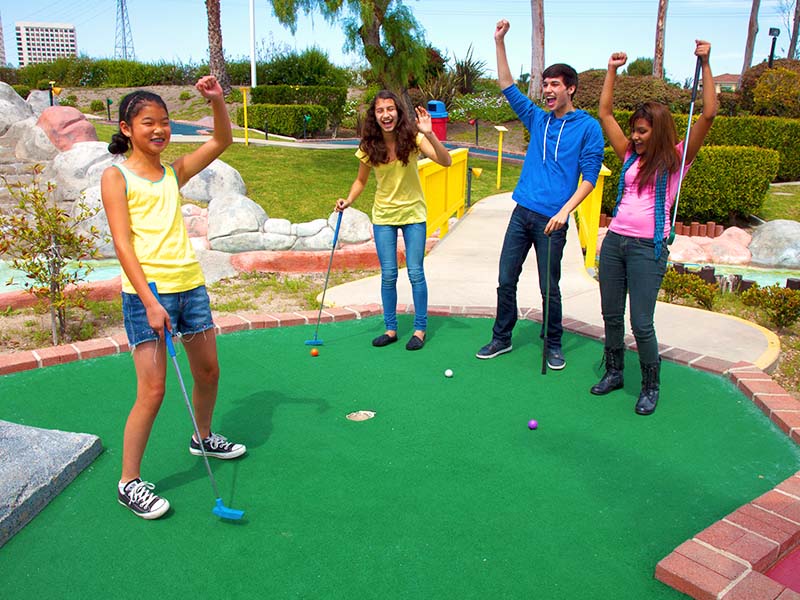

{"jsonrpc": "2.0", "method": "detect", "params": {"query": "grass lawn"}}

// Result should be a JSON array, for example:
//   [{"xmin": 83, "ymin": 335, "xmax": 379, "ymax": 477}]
[
  {"xmin": 93, "ymin": 123, "xmax": 523, "ymax": 223},
  {"xmin": 760, "ymin": 183, "xmax": 800, "ymax": 222}
]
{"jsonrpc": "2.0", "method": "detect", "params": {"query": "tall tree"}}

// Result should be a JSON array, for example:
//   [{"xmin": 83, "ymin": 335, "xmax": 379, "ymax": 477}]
[
  {"xmin": 653, "ymin": 0, "xmax": 668, "ymax": 78},
  {"xmin": 268, "ymin": 0, "xmax": 428, "ymax": 92},
  {"xmin": 741, "ymin": 0, "xmax": 762, "ymax": 84},
  {"xmin": 529, "ymin": 0, "xmax": 544, "ymax": 99},
  {"xmin": 792, "ymin": 0, "xmax": 800, "ymax": 59},
  {"xmin": 206, "ymin": 0, "xmax": 231, "ymax": 94}
]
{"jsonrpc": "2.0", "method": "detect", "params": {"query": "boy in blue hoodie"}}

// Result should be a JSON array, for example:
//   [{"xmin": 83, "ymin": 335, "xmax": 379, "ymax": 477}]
[{"xmin": 476, "ymin": 19, "xmax": 604, "ymax": 370}]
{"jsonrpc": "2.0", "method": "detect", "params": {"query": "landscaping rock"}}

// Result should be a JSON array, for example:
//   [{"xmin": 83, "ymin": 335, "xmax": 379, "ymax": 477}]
[
  {"xmin": 15, "ymin": 123, "xmax": 58, "ymax": 162},
  {"xmin": 207, "ymin": 193, "xmax": 268, "ymax": 241},
  {"xmin": 181, "ymin": 158, "xmax": 245, "ymax": 203},
  {"xmin": 26, "ymin": 90, "xmax": 55, "ymax": 116},
  {"xmin": 264, "ymin": 218, "xmax": 292, "ymax": 235},
  {"xmin": 195, "ymin": 248, "xmax": 236, "ymax": 284},
  {"xmin": 262, "ymin": 232, "xmax": 297, "ymax": 250},
  {"xmin": 44, "ymin": 141, "xmax": 119, "ymax": 202},
  {"xmin": 294, "ymin": 218, "xmax": 328, "ymax": 238},
  {"xmin": 71, "ymin": 184, "xmax": 115, "ymax": 258},
  {"xmin": 749, "ymin": 219, "xmax": 800, "ymax": 268},
  {"xmin": 292, "ymin": 226, "xmax": 334, "ymax": 251},
  {"xmin": 36, "ymin": 106, "xmax": 98, "ymax": 151},
  {"xmin": 0, "ymin": 420, "xmax": 102, "ymax": 549},
  {"xmin": 0, "ymin": 83, "xmax": 34, "ymax": 136},
  {"xmin": 210, "ymin": 231, "xmax": 269, "ymax": 253},
  {"xmin": 668, "ymin": 235, "xmax": 712, "ymax": 264},
  {"xmin": 329, "ymin": 208, "xmax": 373, "ymax": 243}
]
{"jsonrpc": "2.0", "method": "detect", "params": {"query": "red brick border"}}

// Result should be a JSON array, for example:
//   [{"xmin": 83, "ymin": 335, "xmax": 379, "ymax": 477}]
[{"xmin": 1, "ymin": 304, "xmax": 798, "ymax": 598}]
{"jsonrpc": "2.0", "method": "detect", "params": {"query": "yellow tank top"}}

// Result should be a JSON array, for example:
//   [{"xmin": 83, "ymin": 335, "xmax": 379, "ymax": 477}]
[
  {"xmin": 115, "ymin": 164, "xmax": 205, "ymax": 294},
  {"xmin": 356, "ymin": 133, "xmax": 426, "ymax": 225}
]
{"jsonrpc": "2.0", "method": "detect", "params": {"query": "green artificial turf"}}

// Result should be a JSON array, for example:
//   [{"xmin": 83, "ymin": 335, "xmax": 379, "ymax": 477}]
[{"xmin": 1, "ymin": 316, "xmax": 798, "ymax": 598}]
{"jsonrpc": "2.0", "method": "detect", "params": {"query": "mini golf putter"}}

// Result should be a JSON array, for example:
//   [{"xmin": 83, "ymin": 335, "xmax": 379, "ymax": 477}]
[
  {"xmin": 148, "ymin": 282, "xmax": 244, "ymax": 521},
  {"xmin": 306, "ymin": 210, "xmax": 343, "ymax": 347}
]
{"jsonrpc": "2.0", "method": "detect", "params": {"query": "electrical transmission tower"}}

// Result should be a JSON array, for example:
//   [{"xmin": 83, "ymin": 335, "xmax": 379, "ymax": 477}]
[{"xmin": 115, "ymin": 0, "xmax": 135, "ymax": 60}]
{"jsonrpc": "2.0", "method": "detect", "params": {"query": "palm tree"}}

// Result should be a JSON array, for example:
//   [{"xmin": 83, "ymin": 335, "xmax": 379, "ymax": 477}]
[
  {"xmin": 206, "ymin": 0, "xmax": 231, "ymax": 94},
  {"xmin": 529, "ymin": 0, "xmax": 545, "ymax": 99},
  {"xmin": 741, "ymin": 0, "xmax": 762, "ymax": 84},
  {"xmin": 790, "ymin": 0, "xmax": 800, "ymax": 59},
  {"xmin": 653, "ymin": 0, "xmax": 668, "ymax": 78}
]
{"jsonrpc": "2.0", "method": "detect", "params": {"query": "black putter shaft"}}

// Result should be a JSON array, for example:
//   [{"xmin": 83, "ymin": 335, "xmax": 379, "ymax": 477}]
[{"xmin": 541, "ymin": 234, "xmax": 552, "ymax": 375}]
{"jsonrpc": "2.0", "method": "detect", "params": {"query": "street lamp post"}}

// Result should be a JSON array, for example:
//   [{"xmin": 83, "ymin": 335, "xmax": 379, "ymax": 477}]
[{"xmin": 769, "ymin": 27, "xmax": 781, "ymax": 68}]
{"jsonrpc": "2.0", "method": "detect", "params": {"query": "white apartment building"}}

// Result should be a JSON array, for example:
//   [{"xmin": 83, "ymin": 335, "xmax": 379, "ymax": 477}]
[
  {"xmin": 0, "ymin": 13, "xmax": 6, "ymax": 66},
  {"xmin": 15, "ymin": 21, "xmax": 77, "ymax": 67}
]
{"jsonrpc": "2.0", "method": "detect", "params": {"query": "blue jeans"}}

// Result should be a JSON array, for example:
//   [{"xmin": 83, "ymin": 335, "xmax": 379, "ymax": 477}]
[
  {"xmin": 373, "ymin": 222, "xmax": 428, "ymax": 331},
  {"xmin": 599, "ymin": 231, "xmax": 669, "ymax": 364},
  {"xmin": 493, "ymin": 205, "xmax": 567, "ymax": 349},
  {"xmin": 122, "ymin": 285, "xmax": 214, "ymax": 349}
]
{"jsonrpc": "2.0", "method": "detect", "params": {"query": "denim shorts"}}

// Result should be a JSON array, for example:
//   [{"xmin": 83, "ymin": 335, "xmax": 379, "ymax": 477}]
[{"xmin": 122, "ymin": 285, "xmax": 214, "ymax": 349}]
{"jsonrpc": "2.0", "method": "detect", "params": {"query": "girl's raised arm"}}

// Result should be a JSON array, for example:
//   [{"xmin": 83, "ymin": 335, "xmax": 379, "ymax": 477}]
[
  {"xmin": 599, "ymin": 52, "xmax": 630, "ymax": 161},
  {"xmin": 415, "ymin": 106, "xmax": 452, "ymax": 167},
  {"xmin": 172, "ymin": 76, "xmax": 233, "ymax": 187},
  {"xmin": 685, "ymin": 40, "xmax": 718, "ymax": 165}
]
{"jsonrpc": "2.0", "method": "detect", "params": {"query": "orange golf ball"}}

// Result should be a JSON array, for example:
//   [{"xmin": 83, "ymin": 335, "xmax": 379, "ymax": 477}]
[{"xmin": 310, "ymin": 348, "xmax": 319, "ymax": 357}]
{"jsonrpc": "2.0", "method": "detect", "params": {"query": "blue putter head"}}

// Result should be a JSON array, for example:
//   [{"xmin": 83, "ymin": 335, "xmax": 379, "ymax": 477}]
[{"xmin": 213, "ymin": 498, "xmax": 244, "ymax": 520}]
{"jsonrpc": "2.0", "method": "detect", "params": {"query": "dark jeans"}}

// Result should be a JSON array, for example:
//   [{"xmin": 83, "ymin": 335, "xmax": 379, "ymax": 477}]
[
  {"xmin": 599, "ymin": 230, "xmax": 668, "ymax": 365},
  {"xmin": 492, "ymin": 205, "xmax": 567, "ymax": 349}
]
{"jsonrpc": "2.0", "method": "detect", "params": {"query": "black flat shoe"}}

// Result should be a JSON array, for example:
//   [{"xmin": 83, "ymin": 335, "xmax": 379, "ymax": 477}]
[
  {"xmin": 372, "ymin": 333, "xmax": 398, "ymax": 347},
  {"xmin": 405, "ymin": 335, "xmax": 425, "ymax": 351}
]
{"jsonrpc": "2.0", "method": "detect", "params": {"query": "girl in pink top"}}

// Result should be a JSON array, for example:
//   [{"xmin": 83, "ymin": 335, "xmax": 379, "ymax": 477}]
[{"xmin": 593, "ymin": 41, "xmax": 717, "ymax": 416}]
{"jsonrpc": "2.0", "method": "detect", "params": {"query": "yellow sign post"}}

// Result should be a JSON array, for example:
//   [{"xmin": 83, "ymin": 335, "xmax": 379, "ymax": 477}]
[
  {"xmin": 494, "ymin": 125, "xmax": 508, "ymax": 189},
  {"xmin": 240, "ymin": 88, "xmax": 249, "ymax": 146}
]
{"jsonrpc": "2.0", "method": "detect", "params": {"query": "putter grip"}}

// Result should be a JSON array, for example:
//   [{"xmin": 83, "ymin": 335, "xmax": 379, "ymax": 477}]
[
  {"xmin": 147, "ymin": 282, "xmax": 177, "ymax": 358},
  {"xmin": 691, "ymin": 56, "xmax": 702, "ymax": 102},
  {"xmin": 332, "ymin": 210, "xmax": 343, "ymax": 248}
]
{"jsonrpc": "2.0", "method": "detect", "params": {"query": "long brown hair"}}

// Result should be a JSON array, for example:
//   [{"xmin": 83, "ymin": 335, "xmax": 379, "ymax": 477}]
[
  {"xmin": 359, "ymin": 90, "xmax": 418, "ymax": 166},
  {"xmin": 628, "ymin": 101, "xmax": 680, "ymax": 191}
]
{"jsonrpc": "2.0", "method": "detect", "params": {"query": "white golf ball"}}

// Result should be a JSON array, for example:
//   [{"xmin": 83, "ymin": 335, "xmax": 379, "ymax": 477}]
[{"xmin": 444, "ymin": 369, "xmax": 454, "ymax": 378}]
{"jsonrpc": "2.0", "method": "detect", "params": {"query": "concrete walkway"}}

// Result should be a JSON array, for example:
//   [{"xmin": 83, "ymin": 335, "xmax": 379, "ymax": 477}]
[{"xmin": 324, "ymin": 193, "xmax": 779, "ymax": 370}]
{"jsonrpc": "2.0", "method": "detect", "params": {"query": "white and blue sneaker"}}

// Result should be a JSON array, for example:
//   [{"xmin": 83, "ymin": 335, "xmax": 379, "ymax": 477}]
[
  {"xmin": 190, "ymin": 432, "xmax": 247, "ymax": 459},
  {"xmin": 118, "ymin": 478, "xmax": 170, "ymax": 520}
]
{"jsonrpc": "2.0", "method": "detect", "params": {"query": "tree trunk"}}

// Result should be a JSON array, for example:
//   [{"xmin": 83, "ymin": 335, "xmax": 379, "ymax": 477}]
[
  {"xmin": 790, "ymin": 0, "xmax": 800, "ymax": 59},
  {"xmin": 529, "ymin": 0, "xmax": 545, "ymax": 99},
  {"xmin": 653, "ymin": 0, "xmax": 669, "ymax": 78},
  {"xmin": 741, "ymin": 0, "xmax": 762, "ymax": 85},
  {"xmin": 206, "ymin": 0, "xmax": 231, "ymax": 94}
]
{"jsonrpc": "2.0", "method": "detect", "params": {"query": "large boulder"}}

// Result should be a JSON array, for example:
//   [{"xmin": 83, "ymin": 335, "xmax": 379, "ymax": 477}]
[
  {"xmin": 44, "ymin": 141, "xmax": 119, "ymax": 202},
  {"xmin": 292, "ymin": 226, "xmax": 334, "ymax": 251},
  {"xmin": 329, "ymin": 208, "xmax": 373, "ymax": 243},
  {"xmin": 0, "ymin": 83, "xmax": 34, "ymax": 136},
  {"xmin": 70, "ymin": 185, "xmax": 115, "ymax": 258},
  {"xmin": 181, "ymin": 159, "xmax": 246, "ymax": 203},
  {"xmin": 195, "ymin": 248, "xmax": 237, "ymax": 284},
  {"xmin": 207, "ymin": 193, "xmax": 268, "ymax": 243},
  {"xmin": 15, "ymin": 124, "xmax": 58, "ymax": 162},
  {"xmin": 36, "ymin": 106, "xmax": 98, "ymax": 151},
  {"xmin": 668, "ymin": 235, "xmax": 712, "ymax": 264},
  {"xmin": 26, "ymin": 90, "xmax": 56, "ymax": 117},
  {"xmin": 707, "ymin": 237, "xmax": 751, "ymax": 265},
  {"xmin": 749, "ymin": 219, "xmax": 800, "ymax": 268}
]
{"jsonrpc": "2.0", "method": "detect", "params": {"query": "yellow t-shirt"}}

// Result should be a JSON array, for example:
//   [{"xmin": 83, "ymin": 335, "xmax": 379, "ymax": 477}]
[
  {"xmin": 356, "ymin": 133, "xmax": 426, "ymax": 225},
  {"xmin": 115, "ymin": 164, "xmax": 205, "ymax": 294}
]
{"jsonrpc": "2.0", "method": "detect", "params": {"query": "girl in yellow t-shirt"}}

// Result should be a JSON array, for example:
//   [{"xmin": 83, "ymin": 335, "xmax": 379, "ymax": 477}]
[
  {"xmin": 336, "ymin": 90, "xmax": 451, "ymax": 350},
  {"xmin": 101, "ymin": 76, "xmax": 246, "ymax": 520}
]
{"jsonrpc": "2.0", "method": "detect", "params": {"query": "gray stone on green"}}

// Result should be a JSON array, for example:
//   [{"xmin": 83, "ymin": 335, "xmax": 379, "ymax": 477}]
[{"xmin": 0, "ymin": 420, "xmax": 102, "ymax": 548}]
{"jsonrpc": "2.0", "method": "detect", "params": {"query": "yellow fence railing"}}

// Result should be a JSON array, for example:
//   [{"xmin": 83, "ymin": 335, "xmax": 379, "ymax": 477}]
[
  {"xmin": 572, "ymin": 164, "xmax": 611, "ymax": 270},
  {"xmin": 419, "ymin": 148, "xmax": 469, "ymax": 238}
]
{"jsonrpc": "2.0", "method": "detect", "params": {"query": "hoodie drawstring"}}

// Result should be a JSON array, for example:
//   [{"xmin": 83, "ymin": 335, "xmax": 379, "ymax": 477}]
[{"xmin": 542, "ymin": 117, "xmax": 567, "ymax": 163}]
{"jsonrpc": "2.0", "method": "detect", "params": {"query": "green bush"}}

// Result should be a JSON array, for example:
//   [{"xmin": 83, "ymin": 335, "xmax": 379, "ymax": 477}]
[
  {"xmin": 576, "ymin": 70, "xmax": 691, "ymax": 112},
  {"xmin": 17, "ymin": 56, "xmax": 201, "ymax": 88},
  {"xmin": 0, "ymin": 66, "xmax": 19, "ymax": 85},
  {"xmin": 739, "ymin": 59, "xmax": 800, "ymax": 112},
  {"xmin": 89, "ymin": 99, "xmax": 105, "ymax": 113},
  {"xmin": 12, "ymin": 84, "xmax": 31, "ymax": 99},
  {"xmin": 59, "ymin": 94, "xmax": 78, "ymax": 107},
  {"xmin": 179, "ymin": 90, "xmax": 193, "ymax": 102},
  {"xmin": 658, "ymin": 268, "xmax": 717, "ymax": 310},
  {"xmin": 250, "ymin": 85, "xmax": 346, "ymax": 127},
  {"xmin": 261, "ymin": 48, "xmax": 349, "ymax": 87},
  {"xmin": 717, "ymin": 91, "xmax": 741, "ymax": 117},
  {"xmin": 742, "ymin": 284, "xmax": 800, "ymax": 329},
  {"xmin": 449, "ymin": 92, "xmax": 517, "ymax": 123},
  {"xmin": 601, "ymin": 145, "xmax": 779, "ymax": 223},
  {"xmin": 236, "ymin": 104, "xmax": 328, "ymax": 137},
  {"xmin": 752, "ymin": 67, "xmax": 800, "ymax": 118}
]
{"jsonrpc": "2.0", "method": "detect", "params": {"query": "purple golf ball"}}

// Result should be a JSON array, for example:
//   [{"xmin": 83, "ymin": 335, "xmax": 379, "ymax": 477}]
[{"xmin": 528, "ymin": 419, "xmax": 538, "ymax": 430}]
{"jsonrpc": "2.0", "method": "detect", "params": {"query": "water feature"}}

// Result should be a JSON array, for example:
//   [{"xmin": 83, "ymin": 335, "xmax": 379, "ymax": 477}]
[
  {"xmin": 680, "ymin": 263, "xmax": 799, "ymax": 288},
  {"xmin": 0, "ymin": 259, "xmax": 121, "ymax": 293}
]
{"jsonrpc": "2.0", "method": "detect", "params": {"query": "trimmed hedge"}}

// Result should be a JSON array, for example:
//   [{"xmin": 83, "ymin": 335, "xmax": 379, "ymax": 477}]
[
  {"xmin": 236, "ymin": 104, "xmax": 328, "ymax": 138},
  {"xmin": 601, "ymin": 145, "xmax": 779, "ymax": 224},
  {"xmin": 250, "ymin": 85, "xmax": 347, "ymax": 127},
  {"xmin": 601, "ymin": 111, "xmax": 800, "ymax": 182}
]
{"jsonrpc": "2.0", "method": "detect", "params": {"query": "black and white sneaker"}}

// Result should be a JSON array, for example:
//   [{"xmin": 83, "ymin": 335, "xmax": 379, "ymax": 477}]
[
  {"xmin": 476, "ymin": 339, "xmax": 512, "ymax": 359},
  {"xmin": 190, "ymin": 432, "xmax": 247, "ymax": 459},
  {"xmin": 118, "ymin": 478, "xmax": 170, "ymax": 520}
]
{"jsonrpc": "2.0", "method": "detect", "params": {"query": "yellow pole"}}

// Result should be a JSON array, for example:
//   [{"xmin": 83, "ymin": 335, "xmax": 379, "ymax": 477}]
[
  {"xmin": 240, "ymin": 88, "xmax": 249, "ymax": 146},
  {"xmin": 494, "ymin": 125, "xmax": 508, "ymax": 189}
]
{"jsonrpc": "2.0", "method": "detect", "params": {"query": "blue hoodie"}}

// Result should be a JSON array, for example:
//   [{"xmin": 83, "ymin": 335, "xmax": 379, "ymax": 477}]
[{"xmin": 503, "ymin": 84, "xmax": 604, "ymax": 218}]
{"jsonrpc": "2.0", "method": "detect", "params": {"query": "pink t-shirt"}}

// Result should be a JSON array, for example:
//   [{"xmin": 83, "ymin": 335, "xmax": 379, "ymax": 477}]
[{"xmin": 609, "ymin": 141, "xmax": 691, "ymax": 240}]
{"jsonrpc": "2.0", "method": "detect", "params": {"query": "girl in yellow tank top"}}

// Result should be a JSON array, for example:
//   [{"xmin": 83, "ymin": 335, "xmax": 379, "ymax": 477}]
[{"xmin": 101, "ymin": 76, "xmax": 246, "ymax": 520}]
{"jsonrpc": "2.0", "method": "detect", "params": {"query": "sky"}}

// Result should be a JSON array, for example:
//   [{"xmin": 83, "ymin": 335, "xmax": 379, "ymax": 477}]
[{"xmin": 0, "ymin": 0, "xmax": 793, "ymax": 84}]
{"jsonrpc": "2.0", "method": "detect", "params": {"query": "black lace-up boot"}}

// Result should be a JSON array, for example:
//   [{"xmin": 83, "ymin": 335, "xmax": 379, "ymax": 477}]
[
  {"xmin": 635, "ymin": 360, "xmax": 660, "ymax": 415},
  {"xmin": 590, "ymin": 347, "xmax": 625, "ymax": 395}
]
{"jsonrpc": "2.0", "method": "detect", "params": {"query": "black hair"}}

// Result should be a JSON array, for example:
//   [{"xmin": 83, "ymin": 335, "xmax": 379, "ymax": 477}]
[
  {"xmin": 541, "ymin": 63, "xmax": 579, "ymax": 99},
  {"xmin": 107, "ymin": 90, "xmax": 169, "ymax": 155}
]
